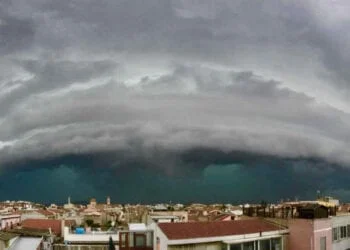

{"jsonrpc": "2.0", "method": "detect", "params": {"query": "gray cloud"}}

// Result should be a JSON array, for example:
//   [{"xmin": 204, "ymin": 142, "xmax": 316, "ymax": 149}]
[
  {"xmin": 1, "ymin": 0, "xmax": 350, "ymax": 174},
  {"xmin": 0, "ymin": 12, "xmax": 35, "ymax": 55}
]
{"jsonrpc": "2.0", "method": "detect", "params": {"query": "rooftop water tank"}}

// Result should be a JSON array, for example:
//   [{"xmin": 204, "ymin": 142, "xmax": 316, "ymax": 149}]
[{"xmin": 75, "ymin": 228, "xmax": 85, "ymax": 234}]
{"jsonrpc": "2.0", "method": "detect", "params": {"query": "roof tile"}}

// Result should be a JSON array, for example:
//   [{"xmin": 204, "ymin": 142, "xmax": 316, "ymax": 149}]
[
  {"xmin": 22, "ymin": 219, "xmax": 62, "ymax": 236},
  {"xmin": 158, "ymin": 219, "xmax": 283, "ymax": 240}
]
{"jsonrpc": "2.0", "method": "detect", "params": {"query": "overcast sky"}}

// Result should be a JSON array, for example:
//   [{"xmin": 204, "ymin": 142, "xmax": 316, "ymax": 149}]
[{"xmin": 1, "ymin": 0, "xmax": 350, "ymax": 202}]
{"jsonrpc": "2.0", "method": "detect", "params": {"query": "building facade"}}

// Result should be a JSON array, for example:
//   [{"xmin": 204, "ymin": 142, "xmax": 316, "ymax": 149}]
[
  {"xmin": 118, "ymin": 219, "xmax": 288, "ymax": 250},
  {"xmin": 0, "ymin": 214, "xmax": 21, "ymax": 230},
  {"xmin": 288, "ymin": 218, "xmax": 331, "ymax": 250},
  {"xmin": 332, "ymin": 214, "xmax": 350, "ymax": 250}
]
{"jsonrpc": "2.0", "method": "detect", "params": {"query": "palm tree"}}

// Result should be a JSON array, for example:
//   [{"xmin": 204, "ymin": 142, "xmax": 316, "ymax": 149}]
[{"xmin": 108, "ymin": 236, "xmax": 116, "ymax": 250}]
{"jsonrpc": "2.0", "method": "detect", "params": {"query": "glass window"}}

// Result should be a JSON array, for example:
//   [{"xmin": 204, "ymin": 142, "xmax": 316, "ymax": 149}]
[
  {"xmin": 347, "ymin": 225, "xmax": 350, "ymax": 237},
  {"xmin": 320, "ymin": 236, "xmax": 326, "ymax": 250},
  {"xmin": 341, "ymin": 226, "xmax": 347, "ymax": 239},
  {"xmin": 230, "ymin": 244, "xmax": 241, "ymax": 250},
  {"xmin": 271, "ymin": 238, "xmax": 281, "ymax": 250},
  {"xmin": 333, "ymin": 228, "xmax": 339, "ymax": 241},
  {"xmin": 260, "ymin": 239, "xmax": 271, "ymax": 250},
  {"xmin": 243, "ymin": 242, "xmax": 254, "ymax": 250},
  {"xmin": 135, "ymin": 234, "xmax": 146, "ymax": 247}
]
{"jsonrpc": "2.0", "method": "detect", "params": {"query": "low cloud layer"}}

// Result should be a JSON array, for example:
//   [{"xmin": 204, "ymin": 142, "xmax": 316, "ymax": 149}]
[{"xmin": 1, "ymin": 0, "xmax": 350, "ymax": 201}]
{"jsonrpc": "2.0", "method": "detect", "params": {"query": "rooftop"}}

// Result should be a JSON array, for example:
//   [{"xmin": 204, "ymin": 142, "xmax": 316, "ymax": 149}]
[
  {"xmin": 0, "ymin": 232, "xmax": 19, "ymax": 241},
  {"xmin": 8, "ymin": 237, "xmax": 42, "ymax": 250},
  {"xmin": 22, "ymin": 219, "xmax": 61, "ymax": 236},
  {"xmin": 158, "ymin": 219, "xmax": 284, "ymax": 240}
]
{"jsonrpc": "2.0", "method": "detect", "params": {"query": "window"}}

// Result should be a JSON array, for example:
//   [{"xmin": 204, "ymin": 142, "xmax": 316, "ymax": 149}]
[
  {"xmin": 333, "ymin": 228, "xmax": 339, "ymax": 241},
  {"xmin": 243, "ymin": 242, "xmax": 254, "ymax": 250},
  {"xmin": 341, "ymin": 226, "xmax": 347, "ymax": 239},
  {"xmin": 347, "ymin": 225, "xmax": 350, "ymax": 237},
  {"xmin": 134, "ymin": 234, "xmax": 146, "ymax": 247},
  {"xmin": 320, "ymin": 236, "xmax": 326, "ymax": 250},
  {"xmin": 260, "ymin": 239, "xmax": 271, "ymax": 250},
  {"xmin": 271, "ymin": 238, "xmax": 281, "ymax": 250},
  {"xmin": 230, "ymin": 244, "xmax": 241, "ymax": 250}
]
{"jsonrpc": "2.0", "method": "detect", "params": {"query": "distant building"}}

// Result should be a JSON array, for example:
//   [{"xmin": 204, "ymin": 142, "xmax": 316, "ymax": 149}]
[
  {"xmin": 147, "ymin": 211, "xmax": 188, "ymax": 224},
  {"xmin": 21, "ymin": 219, "xmax": 74, "ymax": 238},
  {"xmin": 88, "ymin": 199, "xmax": 97, "ymax": 210},
  {"xmin": 63, "ymin": 196, "xmax": 75, "ymax": 210},
  {"xmin": 21, "ymin": 210, "xmax": 56, "ymax": 220},
  {"xmin": 0, "ymin": 214, "xmax": 21, "ymax": 230}
]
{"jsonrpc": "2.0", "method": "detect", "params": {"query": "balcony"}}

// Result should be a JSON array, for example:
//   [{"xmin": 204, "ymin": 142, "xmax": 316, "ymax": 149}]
[{"xmin": 119, "ymin": 231, "xmax": 153, "ymax": 250}]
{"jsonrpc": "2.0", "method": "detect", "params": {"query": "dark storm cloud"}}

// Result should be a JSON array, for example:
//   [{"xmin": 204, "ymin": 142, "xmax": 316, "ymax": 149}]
[
  {"xmin": 0, "ymin": 64, "xmax": 349, "ymax": 169},
  {"xmin": 1, "ymin": 150, "xmax": 348, "ymax": 203},
  {"xmin": 0, "ymin": 12, "xmax": 35, "ymax": 55}
]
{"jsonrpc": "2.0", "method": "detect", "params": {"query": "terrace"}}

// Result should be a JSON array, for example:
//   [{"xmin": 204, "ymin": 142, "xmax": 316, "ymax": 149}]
[{"xmin": 63, "ymin": 227, "xmax": 119, "ymax": 244}]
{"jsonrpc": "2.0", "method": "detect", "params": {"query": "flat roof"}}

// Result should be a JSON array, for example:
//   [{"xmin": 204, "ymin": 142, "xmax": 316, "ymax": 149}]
[{"xmin": 8, "ymin": 237, "xmax": 42, "ymax": 250}]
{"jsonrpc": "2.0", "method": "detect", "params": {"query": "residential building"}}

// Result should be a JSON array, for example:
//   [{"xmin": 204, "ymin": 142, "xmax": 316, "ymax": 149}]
[
  {"xmin": 62, "ymin": 225, "xmax": 118, "ymax": 249},
  {"xmin": 119, "ymin": 223, "xmax": 153, "ymax": 250},
  {"xmin": 242, "ymin": 199, "xmax": 338, "ymax": 250},
  {"xmin": 331, "ymin": 214, "xmax": 350, "ymax": 250},
  {"xmin": 21, "ymin": 210, "xmax": 56, "ymax": 220},
  {"xmin": 146, "ymin": 211, "xmax": 188, "ymax": 224},
  {"xmin": 154, "ymin": 219, "xmax": 287, "ymax": 250},
  {"xmin": 21, "ymin": 219, "xmax": 70, "ymax": 237},
  {"xmin": 288, "ymin": 218, "xmax": 331, "ymax": 250},
  {"xmin": 0, "ymin": 215, "xmax": 20, "ymax": 230},
  {"xmin": 6, "ymin": 237, "xmax": 44, "ymax": 250},
  {"xmin": 6, "ymin": 228, "xmax": 53, "ymax": 250},
  {"xmin": 119, "ymin": 219, "xmax": 288, "ymax": 250}
]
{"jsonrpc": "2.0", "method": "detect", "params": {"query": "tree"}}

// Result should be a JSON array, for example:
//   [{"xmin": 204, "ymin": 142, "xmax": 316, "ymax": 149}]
[
  {"xmin": 85, "ymin": 219, "xmax": 94, "ymax": 227},
  {"xmin": 108, "ymin": 236, "xmax": 116, "ymax": 250}
]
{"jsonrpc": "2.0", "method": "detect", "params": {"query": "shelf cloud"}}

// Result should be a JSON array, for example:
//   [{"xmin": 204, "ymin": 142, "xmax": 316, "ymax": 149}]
[{"xmin": 1, "ymin": 0, "xmax": 350, "ymax": 201}]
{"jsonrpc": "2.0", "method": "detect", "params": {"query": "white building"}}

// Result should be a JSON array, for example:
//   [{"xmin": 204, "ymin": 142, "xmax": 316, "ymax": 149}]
[
  {"xmin": 119, "ymin": 219, "xmax": 288, "ymax": 250},
  {"xmin": 154, "ymin": 220, "xmax": 288, "ymax": 250},
  {"xmin": 147, "ymin": 211, "xmax": 188, "ymax": 225},
  {"xmin": 0, "ymin": 215, "xmax": 20, "ymax": 230},
  {"xmin": 332, "ymin": 214, "xmax": 350, "ymax": 250},
  {"xmin": 63, "ymin": 226, "xmax": 118, "ymax": 245}
]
